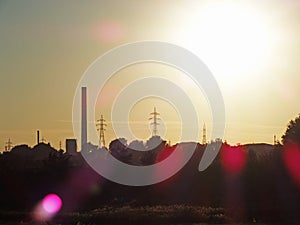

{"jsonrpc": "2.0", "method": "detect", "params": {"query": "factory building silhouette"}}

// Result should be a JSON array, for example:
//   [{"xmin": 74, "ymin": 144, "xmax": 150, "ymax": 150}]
[{"xmin": 66, "ymin": 139, "xmax": 77, "ymax": 155}]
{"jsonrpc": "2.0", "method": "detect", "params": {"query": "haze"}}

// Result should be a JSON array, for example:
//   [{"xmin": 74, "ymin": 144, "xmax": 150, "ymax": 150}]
[{"xmin": 0, "ymin": 0, "xmax": 300, "ymax": 149}]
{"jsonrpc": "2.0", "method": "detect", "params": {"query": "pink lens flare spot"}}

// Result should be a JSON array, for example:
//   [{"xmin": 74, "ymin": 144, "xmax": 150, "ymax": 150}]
[
  {"xmin": 95, "ymin": 21, "xmax": 125, "ymax": 43},
  {"xmin": 221, "ymin": 145, "xmax": 247, "ymax": 174},
  {"xmin": 284, "ymin": 142, "xmax": 300, "ymax": 187},
  {"xmin": 42, "ymin": 194, "xmax": 62, "ymax": 214}
]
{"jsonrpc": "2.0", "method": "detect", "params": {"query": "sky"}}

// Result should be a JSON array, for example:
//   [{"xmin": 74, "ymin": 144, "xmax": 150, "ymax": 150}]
[{"xmin": 0, "ymin": 0, "xmax": 300, "ymax": 150}]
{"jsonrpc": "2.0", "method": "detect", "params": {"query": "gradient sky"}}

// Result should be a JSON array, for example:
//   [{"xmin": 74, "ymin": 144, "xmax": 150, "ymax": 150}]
[{"xmin": 1, "ymin": 0, "xmax": 300, "ymax": 150}]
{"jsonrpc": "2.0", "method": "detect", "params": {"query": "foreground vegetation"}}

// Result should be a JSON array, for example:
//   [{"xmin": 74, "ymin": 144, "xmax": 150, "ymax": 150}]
[
  {"xmin": 1, "ymin": 114, "xmax": 300, "ymax": 224},
  {"xmin": 0, "ymin": 205, "xmax": 283, "ymax": 225}
]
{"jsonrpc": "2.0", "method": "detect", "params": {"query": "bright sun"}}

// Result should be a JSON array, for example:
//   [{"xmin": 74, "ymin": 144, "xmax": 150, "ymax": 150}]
[{"xmin": 177, "ymin": 2, "xmax": 277, "ymax": 83}]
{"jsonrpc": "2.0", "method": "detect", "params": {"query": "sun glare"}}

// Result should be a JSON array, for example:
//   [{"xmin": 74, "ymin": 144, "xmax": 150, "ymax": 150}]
[{"xmin": 178, "ymin": 2, "xmax": 276, "ymax": 83}]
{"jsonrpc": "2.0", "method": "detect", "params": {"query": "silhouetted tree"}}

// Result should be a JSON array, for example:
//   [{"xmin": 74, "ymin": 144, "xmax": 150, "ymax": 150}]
[
  {"xmin": 43, "ymin": 151, "xmax": 70, "ymax": 171},
  {"xmin": 140, "ymin": 136, "xmax": 166, "ymax": 165},
  {"xmin": 109, "ymin": 138, "xmax": 127, "ymax": 153},
  {"xmin": 145, "ymin": 136, "xmax": 165, "ymax": 151},
  {"xmin": 128, "ymin": 140, "xmax": 145, "ymax": 151},
  {"xmin": 109, "ymin": 138, "xmax": 132, "ymax": 163},
  {"xmin": 282, "ymin": 113, "xmax": 300, "ymax": 145}
]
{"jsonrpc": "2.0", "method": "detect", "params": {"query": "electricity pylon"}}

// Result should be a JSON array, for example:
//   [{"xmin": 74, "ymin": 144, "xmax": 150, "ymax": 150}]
[
  {"xmin": 149, "ymin": 107, "xmax": 160, "ymax": 137},
  {"xmin": 97, "ymin": 115, "xmax": 107, "ymax": 148}
]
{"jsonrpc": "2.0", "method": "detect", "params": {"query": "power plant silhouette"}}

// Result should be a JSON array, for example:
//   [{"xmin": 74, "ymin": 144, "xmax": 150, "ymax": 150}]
[
  {"xmin": 2, "ymin": 86, "xmax": 211, "ymax": 153},
  {"xmin": 78, "ymin": 86, "xmax": 209, "ymax": 152},
  {"xmin": 2, "ymin": 86, "xmax": 280, "ymax": 155}
]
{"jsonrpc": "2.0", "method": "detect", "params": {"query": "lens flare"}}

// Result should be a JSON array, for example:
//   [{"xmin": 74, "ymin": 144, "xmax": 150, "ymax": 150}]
[
  {"xmin": 283, "ymin": 142, "xmax": 300, "ymax": 187},
  {"xmin": 95, "ymin": 21, "xmax": 125, "ymax": 43},
  {"xmin": 221, "ymin": 145, "xmax": 247, "ymax": 174},
  {"xmin": 42, "ymin": 194, "xmax": 62, "ymax": 214}
]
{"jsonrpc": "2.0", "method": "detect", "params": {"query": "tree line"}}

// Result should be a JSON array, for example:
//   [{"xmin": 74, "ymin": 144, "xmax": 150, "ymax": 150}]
[{"xmin": 0, "ymin": 114, "xmax": 300, "ymax": 223}]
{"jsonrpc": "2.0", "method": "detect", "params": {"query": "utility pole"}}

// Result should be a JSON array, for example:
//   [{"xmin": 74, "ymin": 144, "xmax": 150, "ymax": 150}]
[
  {"xmin": 149, "ymin": 107, "xmax": 160, "ymax": 137},
  {"xmin": 97, "ymin": 115, "xmax": 107, "ymax": 148}
]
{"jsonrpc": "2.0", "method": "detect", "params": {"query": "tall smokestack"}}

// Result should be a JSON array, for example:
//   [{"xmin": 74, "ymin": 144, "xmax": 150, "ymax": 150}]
[
  {"xmin": 81, "ymin": 87, "xmax": 87, "ymax": 152},
  {"xmin": 37, "ymin": 130, "xmax": 40, "ymax": 144}
]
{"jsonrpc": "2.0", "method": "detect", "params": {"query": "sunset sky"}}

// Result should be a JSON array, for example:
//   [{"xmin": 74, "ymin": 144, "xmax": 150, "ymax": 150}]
[{"xmin": 1, "ymin": 0, "xmax": 300, "ymax": 150}]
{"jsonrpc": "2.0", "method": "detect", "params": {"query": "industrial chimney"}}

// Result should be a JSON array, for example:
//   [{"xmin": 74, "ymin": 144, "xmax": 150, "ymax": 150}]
[
  {"xmin": 81, "ymin": 87, "xmax": 87, "ymax": 152},
  {"xmin": 37, "ymin": 130, "xmax": 40, "ymax": 144}
]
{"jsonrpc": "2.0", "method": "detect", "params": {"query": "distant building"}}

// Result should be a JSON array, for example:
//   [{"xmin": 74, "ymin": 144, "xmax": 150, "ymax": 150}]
[{"xmin": 66, "ymin": 139, "xmax": 77, "ymax": 155}]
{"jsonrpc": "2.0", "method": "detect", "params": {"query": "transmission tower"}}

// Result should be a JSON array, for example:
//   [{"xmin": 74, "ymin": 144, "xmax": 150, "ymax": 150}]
[
  {"xmin": 149, "ymin": 107, "xmax": 160, "ymax": 136},
  {"xmin": 5, "ymin": 138, "xmax": 13, "ymax": 151},
  {"xmin": 202, "ymin": 123, "xmax": 207, "ymax": 145},
  {"xmin": 97, "ymin": 115, "xmax": 107, "ymax": 147}
]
